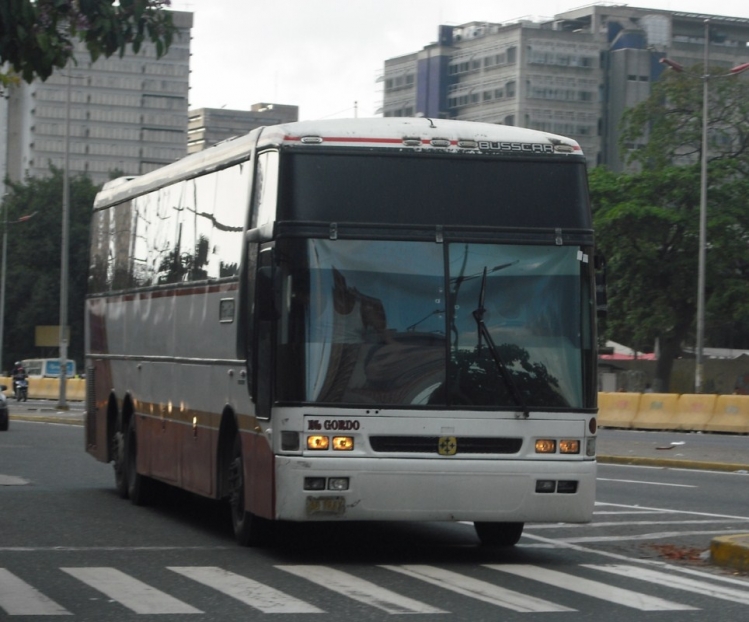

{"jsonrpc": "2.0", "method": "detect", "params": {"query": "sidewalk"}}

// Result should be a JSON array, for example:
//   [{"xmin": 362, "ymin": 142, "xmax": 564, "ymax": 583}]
[{"xmin": 7, "ymin": 405, "xmax": 749, "ymax": 573}]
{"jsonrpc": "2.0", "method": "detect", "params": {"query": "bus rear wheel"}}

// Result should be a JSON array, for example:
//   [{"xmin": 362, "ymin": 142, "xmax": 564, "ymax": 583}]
[
  {"xmin": 125, "ymin": 416, "xmax": 153, "ymax": 506},
  {"xmin": 113, "ymin": 424, "xmax": 128, "ymax": 498},
  {"xmin": 474, "ymin": 521, "xmax": 524, "ymax": 547},
  {"xmin": 228, "ymin": 434, "xmax": 269, "ymax": 546}
]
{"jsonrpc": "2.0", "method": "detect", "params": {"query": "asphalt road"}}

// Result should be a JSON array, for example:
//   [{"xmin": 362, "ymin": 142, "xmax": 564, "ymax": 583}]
[{"xmin": 2, "ymin": 419, "xmax": 749, "ymax": 620}]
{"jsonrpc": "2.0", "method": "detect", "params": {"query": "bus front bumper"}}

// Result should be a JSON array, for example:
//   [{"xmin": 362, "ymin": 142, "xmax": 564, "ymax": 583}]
[{"xmin": 274, "ymin": 456, "xmax": 596, "ymax": 523}]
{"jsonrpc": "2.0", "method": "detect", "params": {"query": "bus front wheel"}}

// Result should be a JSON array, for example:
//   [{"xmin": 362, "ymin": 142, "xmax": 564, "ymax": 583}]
[
  {"xmin": 228, "ymin": 434, "xmax": 270, "ymax": 546},
  {"xmin": 474, "ymin": 521, "xmax": 524, "ymax": 547}
]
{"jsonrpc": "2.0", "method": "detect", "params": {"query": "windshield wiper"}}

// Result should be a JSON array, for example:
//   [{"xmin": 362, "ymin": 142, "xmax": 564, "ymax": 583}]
[{"xmin": 472, "ymin": 266, "xmax": 530, "ymax": 418}]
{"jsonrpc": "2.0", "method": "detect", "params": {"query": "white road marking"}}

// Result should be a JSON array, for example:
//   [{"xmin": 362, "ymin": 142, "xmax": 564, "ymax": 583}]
[
  {"xmin": 0, "ymin": 568, "xmax": 71, "ymax": 616},
  {"xmin": 528, "ymin": 519, "xmax": 749, "ymax": 529},
  {"xmin": 598, "ymin": 477, "xmax": 696, "ymax": 488},
  {"xmin": 521, "ymin": 532, "xmax": 749, "ymax": 588},
  {"xmin": 383, "ymin": 564, "xmax": 574, "ymax": 613},
  {"xmin": 486, "ymin": 564, "xmax": 697, "ymax": 611},
  {"xmin": 169, "ymin": 566, "xmax": 323, "ymax": 614},
  {"xmin": 278, "ymin": 565, "xmax": 446, "ymax": 614},
  {"xmin": 561, "ymin": 529, "xmax": 745, "ymax": 544},
  {"xmin": 595, "ymin": 501, "xmax": 749, "ymax": 521},
  {"xmin": 61, "ymin": 567, "xmax": 201, "ymax": 614},
  {"xmin": 588, "ymin": 565, "xmax": 749, "ymax": 606}
]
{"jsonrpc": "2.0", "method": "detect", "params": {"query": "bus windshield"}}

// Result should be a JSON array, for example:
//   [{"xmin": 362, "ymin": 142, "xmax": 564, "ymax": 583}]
[{"xmin": 277, "ymin": 238, "xmax": 593, "ymax": 410}]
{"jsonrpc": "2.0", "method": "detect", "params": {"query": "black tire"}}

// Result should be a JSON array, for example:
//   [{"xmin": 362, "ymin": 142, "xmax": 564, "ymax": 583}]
[
  {"xmin": 112, "ymin": 417, "xmax": 128, "ymax": 498},
  {"xmin": 474, "ymin": 521, "xmax": 524, "ymax": 547},
  {"xmin": 125, "ymin": 416, "xmax": 153, "ymax": 506},
  {"xmin": 228, "ymin": 433, "xmax": 270, "ymax": 546},
  {"xmin": 0, "ymin": 409, "xmax": 8, "ymax": 431}
]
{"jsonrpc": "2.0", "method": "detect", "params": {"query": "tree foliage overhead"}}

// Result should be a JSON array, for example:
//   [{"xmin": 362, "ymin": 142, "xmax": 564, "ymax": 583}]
[
  {"xmin": 0, "ymin": 0, "xmax": 176, "ymax": 87},
  {"xmin": 620, "ymin": 64, "xmax": 749, "ymax": 171}
]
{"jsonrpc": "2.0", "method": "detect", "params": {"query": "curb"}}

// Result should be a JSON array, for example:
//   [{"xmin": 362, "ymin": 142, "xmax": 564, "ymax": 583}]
[
  {"xmin": 711, "ymin": 534, "xmax": 749, "ymax": 574},
  {"xmin": 597, "ymin": 455, "xmax": 749, "ymax": 473},
  {"xmin": 9, "ymin": 414, "xmax": 83, "ymax": 426}
]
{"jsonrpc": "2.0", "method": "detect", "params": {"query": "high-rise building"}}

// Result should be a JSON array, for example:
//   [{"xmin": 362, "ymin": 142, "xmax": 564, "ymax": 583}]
[
  {"xmin": 3, "ymin": 11, "xmax": 193, "ymax": 188},
  {"xmin": 380, "ymin": 5, "xmax": 749, "ymax": 169},
  {"xmin": 187, "ymin": 103, "xmax": 299, "ymax": 154}
]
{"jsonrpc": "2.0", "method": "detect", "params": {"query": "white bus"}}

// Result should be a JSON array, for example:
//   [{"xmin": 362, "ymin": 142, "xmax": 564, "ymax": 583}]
[{"xmin": 85, "ymin": 118, "xmax": 599, "ymax": 547}]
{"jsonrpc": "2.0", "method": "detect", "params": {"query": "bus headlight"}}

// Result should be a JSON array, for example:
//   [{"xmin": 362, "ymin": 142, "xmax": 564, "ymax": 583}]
[
  {"xmin": 535, "ymin": 439, "xmax": 556, "ymax": 453},
  {"xmin": 307, "ymin": 435, "xmax": 330, "ymax": 450},
  {"xmin": 328, "ymin": 477, "xmax": 349, "ymax": 491},
  {"xmin": 332, "ymin": 436, "xmax": 354, "ymax": 451},
  {"xmin": 559, "ymin": 440, "xmax": 580, "ymax": 454}
]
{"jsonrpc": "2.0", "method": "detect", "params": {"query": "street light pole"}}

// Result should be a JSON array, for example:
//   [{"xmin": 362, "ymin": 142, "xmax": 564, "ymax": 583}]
[
  {"xmin": 695, "ymin": 19, "xmax": 709, "ymax": 394},
  {"xmin": 0, "ymin": 195, "xmax": 7, "ymax": 374},
  {"xmin": 58, "ymin": 68, "xmax": 71, "ymax": 409}
]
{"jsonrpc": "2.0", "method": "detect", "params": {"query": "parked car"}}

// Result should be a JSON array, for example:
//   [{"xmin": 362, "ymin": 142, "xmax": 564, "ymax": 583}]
[{"xmin": 0, "ymin": 384, "xmax": 8, "ymax": 431}]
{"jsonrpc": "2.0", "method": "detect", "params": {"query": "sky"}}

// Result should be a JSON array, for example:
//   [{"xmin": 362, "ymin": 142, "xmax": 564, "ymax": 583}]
[{"xmin": 170, "ymin": 0, "xmax": 749, "ymax": 121}]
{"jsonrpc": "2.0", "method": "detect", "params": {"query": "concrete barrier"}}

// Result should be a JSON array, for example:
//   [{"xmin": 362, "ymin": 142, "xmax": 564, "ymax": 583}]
[
  {"xmin": 631, "ymin": 393, "xmax": 680, "ymax": 430},
  {"xmin": 0, "ymin": 376, "xmax": 85, "ymax": 401},
  {"xmin": 598, "ymin": 392, "xmax": 640, "ymax": 429},
  {"xmin": 705, "ymin": 395, "xmax": 749, "ymax": 434},
  {"xmin": 674, "ymin": 393, "xmax": 718, "ymax": 431}
]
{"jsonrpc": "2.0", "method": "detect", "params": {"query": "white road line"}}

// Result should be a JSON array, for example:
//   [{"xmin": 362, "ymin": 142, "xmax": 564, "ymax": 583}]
[
  {"xmin": 485, "ymin": 564, "xmax": 697, "ymax": 611},
  {"xmin": 278, "ymin": 565, "xmax": 446, "ymax": 614},
  {"xmin": 169, "ymin": 566, "xmax": 323, "ymax": 614},
  {"xmin": 61, "ymin": 567, "xmax": 201, "ymax": 615},
  {"xmin": 598, "ymin": 478, "xmax": 696, "ymax": 488},
  {"xmin": 522, "ymin": 532, "xmax": 749, "ymax": 589},
  {"xmin": 561, "ymin": 529, "xmax": 745, "ymax": 544},
  {"xmin": 0, "ymin": 568, "xmax": 71, "ymax": 616},
  {"xmin": 593, "ymin": 510, "xmax": 668, "ymax": 515},
  {"xmin": 587, "ymin": 565, "xmax": 749, "ymax": 606},
  {"xmin": 383, "ymin": 564, "xmax": 574, "ymax": 613},
  {"xmin": 594, "ymin": 501, "xmax": 749, "ymax": 521},
  {"xmin": 528, "ymin": 519, "xmax": 749, "ymax": 529}
]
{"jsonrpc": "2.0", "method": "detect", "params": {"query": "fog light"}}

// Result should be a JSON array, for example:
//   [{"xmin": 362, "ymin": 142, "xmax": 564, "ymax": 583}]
[
  {"xmin": 536, "ymin": 480, "xmax": 556, "ymax": 493},
  {"xmin": 535, "ymin": 439, "xmax": 556, "ymax": 453},
  {"xmin": 307, "ymin": 435, "xmax": 329, "ymax": 450},
  {"xmin": 328, "ymin": 477, "xmax": 349, "ymax": 491},
  {"xmin": 557, "ymin": 480, "xmax": 578, "ymax": 494},
  {"xmin": 586, "ymin": 437, "xmax": 596, "ymax": 457},
  {"xmin": 282, "ymin": 431, "xmax": 300, "ymax": 451},
  {"xmin": 332, "ymin": 436, "xmax": 354, "ymax": 451},
  {"xmin": 559, "ymin": 440, "xmax": 580, "ymax": 454},
  {"xmin": 304, "ymin": 477, "xmax": 326, "ymax": 491}
]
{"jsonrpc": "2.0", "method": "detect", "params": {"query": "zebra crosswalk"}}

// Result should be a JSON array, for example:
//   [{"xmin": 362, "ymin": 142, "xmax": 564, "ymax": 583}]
[{"xmin": 1, "ymin": 562, "xmax": 747, "ymax": 616}]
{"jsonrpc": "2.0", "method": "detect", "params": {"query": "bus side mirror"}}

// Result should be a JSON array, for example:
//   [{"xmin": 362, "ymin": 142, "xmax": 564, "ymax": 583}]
[{"xmin": 594, "ymin": 253, "xmax": 607, "ymax": 318}]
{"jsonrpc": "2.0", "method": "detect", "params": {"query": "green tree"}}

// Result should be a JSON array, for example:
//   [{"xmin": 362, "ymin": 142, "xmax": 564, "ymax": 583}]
[
  {"xmin": 0, "ymin": 0, "xmax": 175, "ymax": 87},
  {"xmin": 1, "ymin": 169, "xmax": 97, "ymax": 372},
  {"xmin": 590, "ymin": 163, "xmax": 749, "ymax": 391}
]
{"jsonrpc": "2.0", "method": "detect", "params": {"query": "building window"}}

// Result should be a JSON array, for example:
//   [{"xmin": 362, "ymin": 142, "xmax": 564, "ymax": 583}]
[{"xmin": 506, "ymin": 81, "xmax": 516, "ymax": 98}]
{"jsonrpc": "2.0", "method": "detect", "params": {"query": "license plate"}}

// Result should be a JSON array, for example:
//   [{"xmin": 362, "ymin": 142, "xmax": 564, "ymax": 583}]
[{"xmin": 306, "ymin": 496, "xmax": 346, "ymax": 516}]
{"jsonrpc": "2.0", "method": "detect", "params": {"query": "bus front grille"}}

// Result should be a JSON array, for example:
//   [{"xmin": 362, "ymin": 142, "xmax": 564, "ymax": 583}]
[{"xmin": 369, "ymin": 436, "xmax": 522, "ymax": 454}]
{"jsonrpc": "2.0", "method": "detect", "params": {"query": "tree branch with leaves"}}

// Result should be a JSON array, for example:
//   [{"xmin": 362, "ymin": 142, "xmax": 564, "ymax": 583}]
[{"xmin": 0, "ymin": 0, "xmax": 176, "ymax": 88}]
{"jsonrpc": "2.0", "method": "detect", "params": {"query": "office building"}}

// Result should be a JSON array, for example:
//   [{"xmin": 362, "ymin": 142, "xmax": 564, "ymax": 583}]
[
  {"xmin": 187, "ymin": 103, "xmax": 299, "ymax": 154},
  {"xmin": 381, "ymin": 4, "xmax": 749, "ymax": 169}
]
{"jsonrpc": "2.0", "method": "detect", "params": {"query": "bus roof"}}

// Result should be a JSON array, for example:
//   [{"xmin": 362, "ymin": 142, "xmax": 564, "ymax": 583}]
[{"xmin": 94, "ymin": 117, "xmax": 583, "ymax": 209}]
